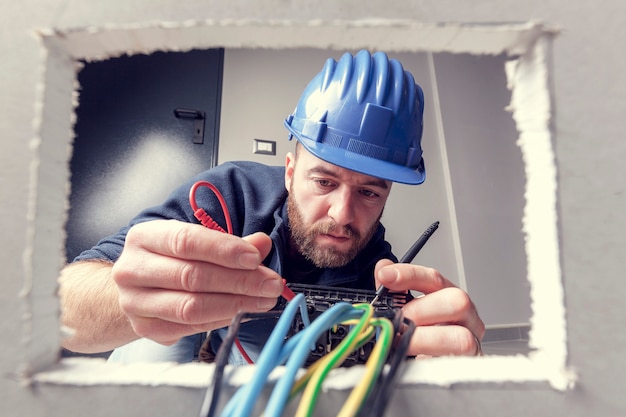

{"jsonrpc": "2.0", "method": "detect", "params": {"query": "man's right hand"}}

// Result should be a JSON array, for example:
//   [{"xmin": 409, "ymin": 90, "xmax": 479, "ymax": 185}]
[
  {"xmin": 112, "ymin": 219, "xmax": 284, "ymax": 346},
  {"xmin": 59, "ymin": 219, "xmax": 284, "ymax": 353}
]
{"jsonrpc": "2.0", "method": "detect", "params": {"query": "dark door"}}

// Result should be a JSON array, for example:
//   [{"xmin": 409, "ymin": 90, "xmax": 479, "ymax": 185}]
[{"xmin": 66, "ymin": 48, "xmax": 224, "ymax": 262}]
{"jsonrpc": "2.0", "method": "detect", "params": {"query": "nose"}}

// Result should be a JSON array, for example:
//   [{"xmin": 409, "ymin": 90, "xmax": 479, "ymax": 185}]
[{"xmin": 327, "ymin": 187, "xmax": 355, "ymax": 226}]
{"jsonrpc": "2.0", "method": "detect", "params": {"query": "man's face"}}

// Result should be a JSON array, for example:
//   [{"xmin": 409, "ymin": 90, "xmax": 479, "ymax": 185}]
[{"xmin": 285, "ymin": 145, "xmax": 392, "ymax": 268}]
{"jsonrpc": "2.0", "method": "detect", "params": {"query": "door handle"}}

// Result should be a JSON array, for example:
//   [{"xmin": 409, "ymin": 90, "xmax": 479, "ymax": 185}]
[{"xmin": 174, "ymin": 108, "xmax": 206, "ymax": 144}]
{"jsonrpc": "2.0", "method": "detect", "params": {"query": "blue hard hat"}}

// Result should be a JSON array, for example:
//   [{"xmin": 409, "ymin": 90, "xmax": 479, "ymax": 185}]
[{"xmin": 284, "ymin": 50, "xmax": 426, "ymax": 185}]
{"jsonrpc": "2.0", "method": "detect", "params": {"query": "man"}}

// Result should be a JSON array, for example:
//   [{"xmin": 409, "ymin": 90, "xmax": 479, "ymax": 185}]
[{"xmin": 59, "ymin": 50, "xmax": 484, "ymax": 364}]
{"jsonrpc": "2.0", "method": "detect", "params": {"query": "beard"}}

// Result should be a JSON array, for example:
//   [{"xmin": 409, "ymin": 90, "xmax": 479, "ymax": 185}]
[{"xmin": 286, "ymin": 191, "xmax": 381, "ymax": 268}]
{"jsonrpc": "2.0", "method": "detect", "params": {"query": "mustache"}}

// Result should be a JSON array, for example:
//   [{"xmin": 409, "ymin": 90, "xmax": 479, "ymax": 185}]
[{"xmin": 312, "ymin": 221, "xmax": 358, "ymax": 239}]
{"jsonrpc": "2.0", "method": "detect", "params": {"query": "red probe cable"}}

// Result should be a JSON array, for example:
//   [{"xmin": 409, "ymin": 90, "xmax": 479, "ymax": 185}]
[
  {"xmin": 189, "ymin": 181, "xmax": 233, "ymax": 234},
  {"xmin": 189, "ymin": 181, "xmax": 295, "ymax": 364}
]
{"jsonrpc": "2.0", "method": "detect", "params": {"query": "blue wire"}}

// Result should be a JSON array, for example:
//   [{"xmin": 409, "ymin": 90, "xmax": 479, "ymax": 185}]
[
  {"xmin": 219, "ymin": 293, "xmax": 309, "ymax": 417},
  {"xmin": 263, "ymin": 303, "xmax": 363, "ymax": 417},
  {"xmin": 219, "ymin": 296, "xmax": 362, "ymax": 417},
  {"xmin": 272, "ymin": 319, "xmax": 327, "ymax": 366}
]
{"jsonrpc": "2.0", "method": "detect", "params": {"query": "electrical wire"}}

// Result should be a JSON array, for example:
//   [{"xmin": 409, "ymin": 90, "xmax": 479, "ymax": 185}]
[
  {"xmin": 219, "ymin": 293, "xmax": 312, "ymax": 417},
  {"xmin": 189, "ymin": 180, "xmax": 233, "ymax": 234},
  {"xmin": 292, "ymin": 304, "xmax": 375, "ymax": 417},
  {"xmin": 261, "ymin": 303, "xmax": 362, "ymax": 417},
  {"xmin": 203, "ymin": 294, "xmax": 413, "ymax": 417},
  {"xmin": 360, "ymin": 315, "xmax": 416, "ymax": 417},
  {"xmin": 200, "ymin": 298, "xmax": 311, "ymax": 417},
  {"xmin": 336, "ymin": 317, "xmax": 393, "ymax": 417},
  {"xmin": 268, "ymin": 311, "xmax": 394, "ymax": 417},
  {"xmin": 287, "ymin": 316, "xmax": 376, "ymax": 403},
  {"xmin": 199, "ymin": 311, "xmax": 283, "ymax": 417}
]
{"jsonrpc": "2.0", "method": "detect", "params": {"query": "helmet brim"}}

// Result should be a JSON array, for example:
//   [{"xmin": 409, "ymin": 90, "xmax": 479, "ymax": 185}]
[{"xmin": 294, "ymin": 134, "xmax": 425, "ymax": 185}]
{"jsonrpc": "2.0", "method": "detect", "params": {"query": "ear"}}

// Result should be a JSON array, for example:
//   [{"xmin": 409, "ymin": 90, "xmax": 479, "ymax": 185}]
[{"xmin": 285, "ymin": 151, "xmax": 295, "ymax": 191}]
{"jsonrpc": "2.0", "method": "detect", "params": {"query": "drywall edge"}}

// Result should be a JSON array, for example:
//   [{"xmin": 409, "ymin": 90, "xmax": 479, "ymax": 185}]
[{"xmin": 24, "ymin": 18, "xmax": 573, "ymax": 390}]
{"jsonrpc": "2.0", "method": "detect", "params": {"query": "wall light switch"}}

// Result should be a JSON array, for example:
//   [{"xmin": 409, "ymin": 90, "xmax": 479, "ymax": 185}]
[{"xmin": 253, "ymin": 138, "xmax": 276, "ymax": 155}]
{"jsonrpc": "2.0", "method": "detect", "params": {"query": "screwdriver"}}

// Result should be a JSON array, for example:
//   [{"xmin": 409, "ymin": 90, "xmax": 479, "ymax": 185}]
[{"xmin": 370, "ymin": 221, "xmax": 440, "ymax": 305}]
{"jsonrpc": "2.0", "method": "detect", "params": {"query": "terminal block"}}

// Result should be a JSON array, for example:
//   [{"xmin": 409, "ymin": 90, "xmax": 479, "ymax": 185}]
[{"xmin": 275, "ymin": 283, "xmax": 410, "ymax": 367}]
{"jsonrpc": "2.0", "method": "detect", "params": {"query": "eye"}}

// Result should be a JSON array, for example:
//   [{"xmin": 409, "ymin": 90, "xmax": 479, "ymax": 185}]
[
  {"xmin": 359, "ymin": 188, "xmax": 381, "ymax": 199},
  {"xmin": 308, "ymin": 177, "xmax": 337, "ymax": 193},
  {"xmin": 313, "ymin": 178, "xmax": 336, "ymax": 189}
]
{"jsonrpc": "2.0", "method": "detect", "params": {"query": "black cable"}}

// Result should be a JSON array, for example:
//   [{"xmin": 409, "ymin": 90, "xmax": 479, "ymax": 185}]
[
  {"xmin": 198, "ymin": 311, "xmax": 283, "ymax": 417},
  {"xmin": 358, "ymin": 312, "xmax": 401, "ymax": 416},
  {"xmin": 360, "ymin": 314, "xmax": 417, "ymax": 417}
]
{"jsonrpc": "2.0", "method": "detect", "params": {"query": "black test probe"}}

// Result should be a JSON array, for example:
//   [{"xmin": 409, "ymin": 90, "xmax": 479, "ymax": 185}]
[{"xmin": 370, "ymin": 221, "xmax": 440, "ymax": 305}]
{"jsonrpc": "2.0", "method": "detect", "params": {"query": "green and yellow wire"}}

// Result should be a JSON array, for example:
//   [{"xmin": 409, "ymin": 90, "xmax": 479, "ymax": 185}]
[
  {"xmin": 287, "ymin": 303, "xmax": 394, "ymax": 417},
  {"xmin": 337, "ymin": 317, "xmax": 393, "ymax": 417}
]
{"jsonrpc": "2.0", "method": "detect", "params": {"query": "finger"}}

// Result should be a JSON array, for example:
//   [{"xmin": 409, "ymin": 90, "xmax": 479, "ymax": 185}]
[
  {"xmin": 126, "ymin": 220, "xmax": 265, "ymax": 270},
  {"xmin": 119, "ymin": 288, "xmax": 278, "ymax": 332},
  {"xmin": 242, "ymin": 232, "xmax": 273, "ymax": 260},
  {"xmin": 129, "ymin": 316, "xmax": 235, "ymax": 346},
  {"xmin": 405, "ymin": 324, "xmax": 482, "ymax": 357},
  {"xmin": 113, "ymin": 253, "xmax": 284, "ymax": 297},
  {"xmin": 401, "ymin": 288, "xmax": 485, "ymax": 341},
  {"xmin": 374, "ymin": 259, "xmax": 457, "ymax": 295}
]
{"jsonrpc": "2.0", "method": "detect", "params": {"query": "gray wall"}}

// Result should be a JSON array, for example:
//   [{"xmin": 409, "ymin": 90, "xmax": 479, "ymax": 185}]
[{"xmin": 1, "ymin": 1, "xmax": 624, "ymax": 417}]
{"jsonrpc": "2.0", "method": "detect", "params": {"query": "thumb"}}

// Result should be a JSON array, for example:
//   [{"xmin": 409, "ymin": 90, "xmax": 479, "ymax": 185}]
[
  {"xmin": 374, "ymin": 258, "xmax": 395, "ymax": 289},
  {"xmin": 242, "ymin": 232, "xmax": 273, "ymax": 261}
]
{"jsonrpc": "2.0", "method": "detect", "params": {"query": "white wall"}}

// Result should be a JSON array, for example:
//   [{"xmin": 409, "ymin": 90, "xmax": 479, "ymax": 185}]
[
  {"xmin": 2, "ymin": 1, "xmax": 625, "ymax": 417},
  {"xmin": 433, "ymin": 52, "xmax": 530, "ymax": 326}
]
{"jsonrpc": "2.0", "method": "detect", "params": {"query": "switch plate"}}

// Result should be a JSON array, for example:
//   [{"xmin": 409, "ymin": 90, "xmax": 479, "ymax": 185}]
[{"xmin": 253, "ymin": 139, "xmax": 276, "ymax": 155}]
